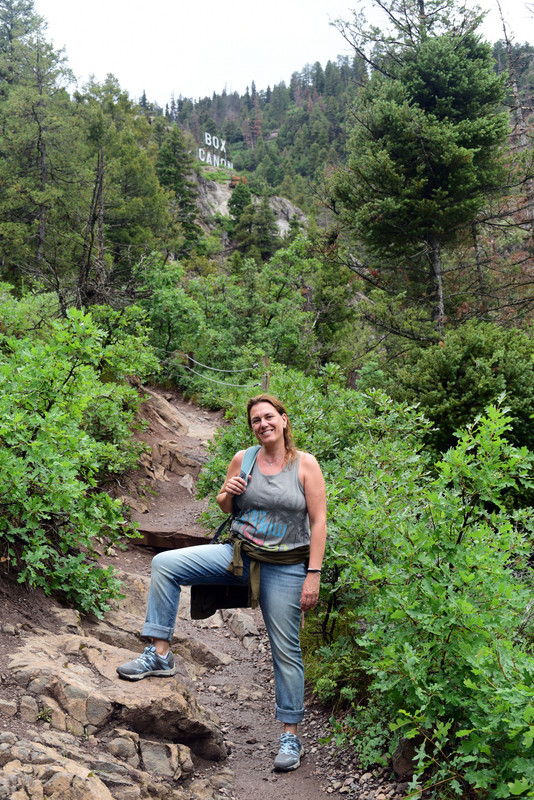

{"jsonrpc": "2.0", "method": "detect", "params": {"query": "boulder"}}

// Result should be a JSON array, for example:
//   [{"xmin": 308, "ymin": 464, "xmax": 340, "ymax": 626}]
[
  {"xmin": 391, "ymin": 734, "xmax": 425, "ymax": 779},
  {"xmin": 8, "ymin": 634, "xmax": 226, "ymax": 760},
  {"xmin": 0, "ymin": 730, "xmax": 226, "ymax": 800},
  {"xmin": 193, "ymin": 173, "xmax": 307, "ymax": 236}
]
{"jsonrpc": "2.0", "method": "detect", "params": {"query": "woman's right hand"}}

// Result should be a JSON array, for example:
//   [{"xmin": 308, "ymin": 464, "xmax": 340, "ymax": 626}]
[
  {"xmin": 217, "ymin": 451, "xmax": 248, "ymax": 512},
  {"xmin": 223, "ymin": 475, "xmax": 248, "ymax": 496}
]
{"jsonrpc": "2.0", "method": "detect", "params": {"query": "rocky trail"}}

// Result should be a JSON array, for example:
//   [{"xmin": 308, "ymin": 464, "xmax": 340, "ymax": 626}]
[{"xmin": 0, "ymin": 389, "xmax": 410, "ymax": 800}]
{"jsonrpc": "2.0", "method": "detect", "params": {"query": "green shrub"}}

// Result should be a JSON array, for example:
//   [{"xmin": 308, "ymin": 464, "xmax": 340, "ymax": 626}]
[
  {"xmin": 328, "ymin": 402, "xmax": 534, "ymax": 795},
  {"xmin": 134, "ymin": 248, "xmax": 318, "ymax": 398},
  {"xmin": 0, "ymin": 298, "xmax": 159, "ymax": 616},
  {"xmin": 360, "ymin": 320, "xmax": 534, "ymax": 456}
]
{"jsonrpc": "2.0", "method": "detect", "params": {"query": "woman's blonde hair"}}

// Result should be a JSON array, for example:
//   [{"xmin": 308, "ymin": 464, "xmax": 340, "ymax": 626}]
[{"xmin": 246, "ymin": 394, "xmax": 297, "ymax": 464}]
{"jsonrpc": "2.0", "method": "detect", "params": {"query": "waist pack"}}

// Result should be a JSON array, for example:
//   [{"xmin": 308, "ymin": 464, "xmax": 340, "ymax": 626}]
[{"xmin": 190, "ymin": 445, "xmax": 260, "ymax": 620}]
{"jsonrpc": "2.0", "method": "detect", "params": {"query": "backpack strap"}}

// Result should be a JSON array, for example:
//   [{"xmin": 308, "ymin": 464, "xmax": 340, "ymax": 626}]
[
  {"xmin": 210, "ymin": 445, "xmax": 260, "ymax": 544},
  {"xmin": 239, "ymin": 444, "xmax": 261, "ymax": 480}
]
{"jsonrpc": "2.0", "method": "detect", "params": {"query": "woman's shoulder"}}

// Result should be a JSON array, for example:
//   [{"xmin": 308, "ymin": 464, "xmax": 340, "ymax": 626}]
[
  {"xmin": 296, "ymin": 449, "xmax": 319, "ymax": 465},
  {"xmin": 296, "ymin": 450, "xmax": 325, "ymax": 493},
  {"xmin": 296, "ymin": 450, "xmax": 322, "ymax": 476},
  {"xmin": 229, "ymin": 450, "xmax": 246, "ymax": 469}
]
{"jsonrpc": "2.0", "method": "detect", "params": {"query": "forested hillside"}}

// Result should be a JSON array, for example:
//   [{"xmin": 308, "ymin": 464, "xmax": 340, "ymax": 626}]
[{"xmin": 3, "ymin": 0, "xmax": 534, "ymax": 794}]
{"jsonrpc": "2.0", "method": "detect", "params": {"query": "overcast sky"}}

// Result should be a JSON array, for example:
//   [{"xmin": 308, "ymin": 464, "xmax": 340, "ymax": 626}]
[{"xmin": 33, "ymin": 0, "xmax": 532, "ymax": 106}]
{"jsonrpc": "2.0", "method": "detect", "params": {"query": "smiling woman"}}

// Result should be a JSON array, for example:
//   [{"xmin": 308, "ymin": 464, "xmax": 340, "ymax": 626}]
[{"xmin": 117, "ymin": 393, "xmax": 327, "ymax": 772}]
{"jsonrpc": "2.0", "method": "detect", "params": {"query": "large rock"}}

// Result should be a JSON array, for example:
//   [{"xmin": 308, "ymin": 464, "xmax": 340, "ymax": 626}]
[
  {"xmin": 0, "ymin": 733, "xmax": 114, "ymax": 800},
  {"xmin": 194, "ymin": 173, "xmax": 307, "ymax": 236},
  {"xmin": 8, "ymin": 634, "xmax": 226, "ymax": 760},
  {"xmin": 138, "ymin": 388, "xmax": 190, "ymax": 438},
  {"xmin": 391, "ymin": 735, "xmax": 425, "ymax": 779},
  {"xmin": 0, "ymin": 730, "xmax": 228, "ymax": 800}
]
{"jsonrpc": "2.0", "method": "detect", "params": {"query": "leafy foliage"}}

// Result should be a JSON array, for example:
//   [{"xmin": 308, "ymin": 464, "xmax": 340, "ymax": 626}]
[
  {"xmin": 134, "ymin": 238, "xmax": 357, "ymax": 396},
  {"xmin": 359, "ymin": 320, "xmax": 534, "ymax": 457},
  {"xmin": 329, "ymin": 403, "xmax": 534, "ymax": 796},
  {"xmin": 0, "ymin": 291, "xmax": 159, "ymax": 615}
]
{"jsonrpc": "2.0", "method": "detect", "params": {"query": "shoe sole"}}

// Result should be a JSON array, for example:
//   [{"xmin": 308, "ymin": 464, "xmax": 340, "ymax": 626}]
[
  {"xmin": 116, "ymin": 667, "xmax": 177, "ymax": 681},
  {"xmin": 273, "ymin": 748, "xmax": 304, "ymax": 771},
  {"xmin": 274, "ymin": 761, "xmax": 301, "ymax": 771}
]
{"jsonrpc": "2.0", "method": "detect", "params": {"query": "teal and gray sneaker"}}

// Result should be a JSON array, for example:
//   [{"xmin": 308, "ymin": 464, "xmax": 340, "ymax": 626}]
[
  {"xmin": 273, "ymin": 732, "xmax": 304, "ymax": 771},
  {"xmin": 116, "ymin": 644, "xmax": 176, "ymax": 681}
]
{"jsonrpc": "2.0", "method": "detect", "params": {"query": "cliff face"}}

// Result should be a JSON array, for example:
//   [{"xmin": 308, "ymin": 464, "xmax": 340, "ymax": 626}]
[{"xmin": 194, "ymin": 174, "xmax": 307, "ymax": 236}]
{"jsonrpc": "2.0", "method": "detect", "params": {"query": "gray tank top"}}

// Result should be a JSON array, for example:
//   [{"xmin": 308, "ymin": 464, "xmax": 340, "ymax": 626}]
[{"xmin": 231, "ymin": 456, "xmax": 310, "ymax": 552}]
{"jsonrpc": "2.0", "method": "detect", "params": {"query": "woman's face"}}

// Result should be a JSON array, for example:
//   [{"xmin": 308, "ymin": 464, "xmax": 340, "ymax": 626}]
[{"xmin": 249, "ymin": 401, "xmax": 287, "ymax": 446}]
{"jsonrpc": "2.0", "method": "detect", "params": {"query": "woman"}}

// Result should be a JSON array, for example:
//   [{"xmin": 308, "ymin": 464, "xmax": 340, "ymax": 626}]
[{"xmin": 117, "ymin": 394, "xmax": 327, "ymax": 772}]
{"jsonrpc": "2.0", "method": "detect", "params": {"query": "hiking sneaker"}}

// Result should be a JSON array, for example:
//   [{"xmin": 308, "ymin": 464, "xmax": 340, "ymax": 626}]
[
  {"xmin": 116, "ymin": 644, "xmax": 176, "ymax": 681},
  {"xmin": 273, "ymin": 732, "xmax": 304, "ymax": 771}
]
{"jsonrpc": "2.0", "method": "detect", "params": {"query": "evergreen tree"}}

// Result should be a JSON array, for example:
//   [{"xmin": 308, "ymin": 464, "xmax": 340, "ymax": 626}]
[
  {"xmin": 77, "ymin": 77, "xmax": 170, "ymax": 288},
  {"xmin": 228, "ymin": 181, "xmax": 252, "ymax": 222},
  {"xmin": 0, "ymin": 0, "xmax": 42, "ymax": 88},
  {"xmin": 332, "ymin": 2, "xmax": 509, "ymax": 331},
  {"xmin": 0, "ymin": 15, "xmax": 83, "ymax": 299},
  {"xmin": 311, "ymin": 61, "xmax": 325, "ymax": 93},
  {"xmin": 233, "ymin": 193, "xmax": 279, "ymax": 261},
  {"xmin": 254, "ymin": 195, "xmax": 279, "ymax": 260},
  {"xmin": 155, "ymin": 123, "xmax": 201, "ymax": 259}
]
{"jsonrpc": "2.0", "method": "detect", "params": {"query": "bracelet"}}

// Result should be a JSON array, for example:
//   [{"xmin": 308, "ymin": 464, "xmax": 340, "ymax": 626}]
[{"xmin": 307, "ymin": 569, "xmax": 322, "ymax": 573}]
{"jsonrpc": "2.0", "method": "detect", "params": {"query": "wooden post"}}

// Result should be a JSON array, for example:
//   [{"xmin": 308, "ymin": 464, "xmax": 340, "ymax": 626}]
[{"xmin": 261, "ymin": 357, "xmax": 270, "ymax": 392}]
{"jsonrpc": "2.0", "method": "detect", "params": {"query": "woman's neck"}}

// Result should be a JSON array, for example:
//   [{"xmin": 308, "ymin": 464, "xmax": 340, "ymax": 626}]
[{"xmin": 260, "ymin": 445, "xmax": 286, "ymax": 468}]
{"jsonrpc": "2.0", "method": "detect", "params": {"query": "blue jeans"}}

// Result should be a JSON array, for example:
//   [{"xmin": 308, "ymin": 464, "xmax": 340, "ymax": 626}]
[{"xmin": 142, "ymin": 542, "xmax": 306, "ymax": 724}]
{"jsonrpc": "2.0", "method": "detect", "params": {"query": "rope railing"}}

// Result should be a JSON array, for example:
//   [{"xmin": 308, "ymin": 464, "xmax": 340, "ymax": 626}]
[
  {"xmin": 152, "ymin": 346, "xmax": 258, "ymax": 374},
  {"xmin": 183, "ymin": 365, "xmax": 261, "ymax": 389},
  {"xmin": 152, "ymin": 345, "xmax": 270, "ymax": 391}
]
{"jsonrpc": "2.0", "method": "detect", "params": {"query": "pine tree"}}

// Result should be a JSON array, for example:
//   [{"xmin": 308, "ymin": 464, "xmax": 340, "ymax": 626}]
[
  {"xmin": 155, "ymin": 123, "xmax": 201, "ymax": 259},
  {"xmin": 0, "ymin": 13, "xmax": 83, "ymax": 299},
  {"xmin": 0, "ymin": 0, "xmax": 42, "ymax": 88},
  {"xmin": 332, "ymin": 1, "xmax": 509, "ymax": 331},
  {"xmin": 228, "ymin": 181, "xmax": 252, "ymax": 222},
  {"xmin": 77, "ymin": 77, "xmax": 170, "ymax": 289}
]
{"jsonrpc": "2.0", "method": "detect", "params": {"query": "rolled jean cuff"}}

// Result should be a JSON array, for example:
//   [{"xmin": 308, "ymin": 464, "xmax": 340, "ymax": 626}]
[
  {"xmin": 142, "ymin": 622, "xmax": 173, "ymax": 641},
  {"xmin": 275, "ymin": 703, "xmax": 305, "ymax": 724}
]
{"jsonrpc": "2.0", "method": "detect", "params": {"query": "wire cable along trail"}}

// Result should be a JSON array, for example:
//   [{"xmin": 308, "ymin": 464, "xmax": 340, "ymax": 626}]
[{"xmin": 153, "ymin": 348, "xmax": 262, "ymax": 389}]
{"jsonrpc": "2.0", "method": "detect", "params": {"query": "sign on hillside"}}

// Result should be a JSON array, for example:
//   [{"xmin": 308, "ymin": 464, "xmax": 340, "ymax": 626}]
[{"xmin": 198, "ymin": 132, "xmax": 233, "ymax": 170}]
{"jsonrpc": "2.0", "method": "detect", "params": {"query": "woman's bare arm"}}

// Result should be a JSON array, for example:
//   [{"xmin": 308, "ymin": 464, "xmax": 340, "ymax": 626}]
[{"xmin": 299, "ymin": 452, "xmax": 327, "ymax": 611}]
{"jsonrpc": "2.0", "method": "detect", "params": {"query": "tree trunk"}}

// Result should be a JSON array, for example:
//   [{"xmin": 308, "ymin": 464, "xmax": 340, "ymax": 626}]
[
  {"xmin": 36, "ymin": 46, "xmax": 47, "ymax": 266},
  {"xmin": 472, "ymin": 223, "xmax": 488, "ymax": 315},
  {"xmin": 428, "ymin": 235, "xmax": 445, "ymax": 331},
  {"xmin": 36, "ymin": 133, "xmax": 46, "ymax": 264},
  {"xmin": 96, "ymin": 144, "xmax": 105, "ymax": 286},
  {"xmin": 78, "ymin": 145, "xmax": 104, "ymax": 306},
  {"xmin": 418, "ymin": 0, "xmax": 427, "ymax": 36}
]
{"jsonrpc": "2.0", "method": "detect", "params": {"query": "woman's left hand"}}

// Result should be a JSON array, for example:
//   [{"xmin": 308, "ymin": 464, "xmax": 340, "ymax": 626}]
[{"xmin": 300, "ymin": 572, "xmax": 321, "ymax": 611}]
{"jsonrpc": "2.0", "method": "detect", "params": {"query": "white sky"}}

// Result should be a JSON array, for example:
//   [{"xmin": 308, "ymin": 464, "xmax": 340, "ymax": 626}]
[{"xmin": 33, "ymin": 0, "xmax": 533, "ymax": 106}]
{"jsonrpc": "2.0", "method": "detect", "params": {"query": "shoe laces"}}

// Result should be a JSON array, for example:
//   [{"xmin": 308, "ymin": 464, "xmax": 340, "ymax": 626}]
[
  {"xmin": 137, "ymin": 644, "xmax": 159, "ymax": 668},
  {"xmin": 278, "ymin": 732, "xmax": 300, "ymax": 754}
]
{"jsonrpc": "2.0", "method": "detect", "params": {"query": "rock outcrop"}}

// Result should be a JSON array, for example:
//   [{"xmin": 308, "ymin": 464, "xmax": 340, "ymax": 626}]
[
  {"xmin": 1, "ymin": 577, "xmax": 258, "ymax": 799},
  {"xmin": 0, "ymin": 391, "xmax": 260, "ymax": 800},
  {"xmin": 194, "ymin": 173, "xmax": 307, "ymax": 236}
]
